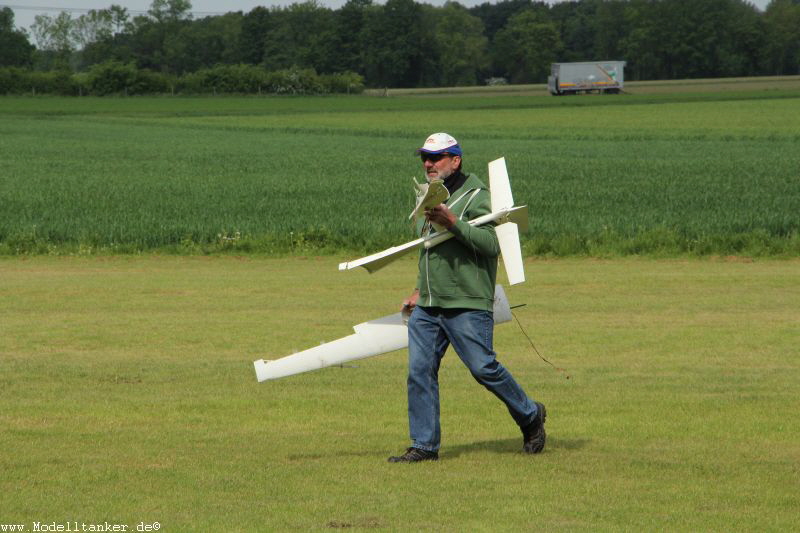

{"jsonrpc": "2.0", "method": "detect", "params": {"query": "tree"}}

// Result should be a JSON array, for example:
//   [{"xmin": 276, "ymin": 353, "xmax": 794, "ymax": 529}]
[
  {"xmin": 260, "ymin": 1, "xmax": 338, "ymax": 73},
  {"xmin": 668, "ymin": 0, "xmax": 746, "ymax": 78},
  {"xmin": 619, "ymin": 0, "xmax": 661, "ymax": 79},
  {"xmin": 77, "ymin": 6, "xmax": 135, "ymax": 69},
  {"xmin": 361, "ymin": 0, "xmax": 436, "ymax": 87},
  {"xmin": 594, "ymin": 0, "xmax": 628, "ymax": 60},
  {"xmin": 0, "ymin": 7, "xmax": 35, "ymax": 67},
  {"xmin": 492, "ymin": 9, "xmax": 562, "ymax": 83},
  {"xmin": 470, "ymin": 0, "xmax": 537, "ymax": 43},
  {"xmin": 550, "ymin": 0, "xmax": 598, "ymax": 62},
  {"xmin": 31, "ymin": 12, "xmax": 74, "ymax": 54},
  {"xmin": 123, "ymin": 0, "xmax": 194, "ymax": 73},
  {"xmin": 622, "ymin": 0, "xmax": 768, "ymax": 80},
  {"xmin": 432, "ymin": 2, "xmax": 489, "ymax": 86},
  {"xmin": 31, "ymin": 12, "xmax": 76, "ymax": 69},
  {"xmin": 763, "ymin": 0, "xmax": 800, "ymax": 74},
  {"xmin": 717, "ymin": 0, "xmax": 767, "ymax": 76},
  {"xmin": 71, "ymin": 9, "xmax": 114, "ymax": 50},
  {"xmin": 109, "ymin": 5, "xmax": 131, "ymax": 35},
  {"xmin": 4, "ymin": 0, "xmax": 787, "ymax": 89},
  {"xmin": 148, "ymin": 0, "xmax": 193, "ymax": 24},
  {"xmin": 332, "ymin": 0, "xmax": 372, "ymax": 74},
  {"xmin": 240, "ymin": 6, "xmax": 270, "ymax": 65},
  {"xmin": 163, "ymin": 12, "xmax": 243, "ymax": 73}
]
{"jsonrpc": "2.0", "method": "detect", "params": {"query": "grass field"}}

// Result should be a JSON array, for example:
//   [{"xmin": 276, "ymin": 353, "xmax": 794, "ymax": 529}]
[
  {"xmin": 1, "ymin": 81, "xmax": 798, "ymax": 530},
  {"xmin": 1, "ymin": 80, "xmax": 798, "ymax": 256},
  {"xmin": 1, "ymin": 256, "xmax": 798, "ymax": 530}
]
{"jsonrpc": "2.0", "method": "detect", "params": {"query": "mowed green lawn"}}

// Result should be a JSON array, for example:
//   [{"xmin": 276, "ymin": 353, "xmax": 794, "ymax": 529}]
[{"xmin": 2, "ymin": 256, "xmax": 798, "ymax": 530}]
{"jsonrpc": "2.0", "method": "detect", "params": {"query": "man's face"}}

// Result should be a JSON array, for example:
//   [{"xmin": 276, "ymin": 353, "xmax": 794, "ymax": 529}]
[{"xmin": 421, "ymin": 153, "xmax": 461, "ymax": 181}]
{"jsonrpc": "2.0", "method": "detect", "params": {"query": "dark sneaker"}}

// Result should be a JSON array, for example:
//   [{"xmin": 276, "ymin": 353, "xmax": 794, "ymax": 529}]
[
  {"xmin": 388, "ymin": 447, "xmax": 439, "ymax": 463},
  {"xmin": 522, "ymin": 402, "xmax": 547, "ymax": 454}
]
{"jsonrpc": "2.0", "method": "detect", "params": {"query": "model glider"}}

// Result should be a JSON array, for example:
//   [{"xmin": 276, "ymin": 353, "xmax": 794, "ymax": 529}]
[
  {"xmin": 338, "ymin": 157, "xmax": 528, "ymax": 285},
  {"xmin": 253, "ymin": 285, "xmax": 514, "ymax": 382},
  {"xmin": 409, "ymin": 177, "xmax": 449, "ymax": 222}
]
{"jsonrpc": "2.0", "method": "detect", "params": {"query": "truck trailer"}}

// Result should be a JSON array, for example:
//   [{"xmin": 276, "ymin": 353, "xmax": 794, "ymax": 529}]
[{"xmin": 548, "ymin": 61, "xmax": 626, "ymax": 95}]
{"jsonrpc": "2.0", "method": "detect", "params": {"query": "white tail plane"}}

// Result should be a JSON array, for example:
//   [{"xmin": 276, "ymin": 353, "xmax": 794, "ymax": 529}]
[{"xmin": 339, "ymin": 157, "xmax": 527, "ymax": 285}]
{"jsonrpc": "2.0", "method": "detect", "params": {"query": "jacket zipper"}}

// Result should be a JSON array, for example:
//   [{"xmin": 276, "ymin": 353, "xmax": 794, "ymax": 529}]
[{"xmin": 421, "ymin": 185, "xmax": 482, "ymax": 307}]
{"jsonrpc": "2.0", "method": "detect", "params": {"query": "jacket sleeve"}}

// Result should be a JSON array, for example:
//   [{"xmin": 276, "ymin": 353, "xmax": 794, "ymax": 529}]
[{"xmin": 448, "ymin": 189, "xmax": 500, "ymax": 258}]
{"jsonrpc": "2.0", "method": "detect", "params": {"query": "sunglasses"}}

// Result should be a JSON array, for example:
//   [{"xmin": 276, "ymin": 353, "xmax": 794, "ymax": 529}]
[{"xmin": 420, "ymin": 153, "xmax": 453, "ymax": 163}]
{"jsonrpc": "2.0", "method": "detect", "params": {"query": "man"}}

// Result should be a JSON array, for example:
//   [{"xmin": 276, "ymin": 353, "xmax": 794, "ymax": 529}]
[{"xmin": 388, "ymin": 133, "xmax": 546, "ymax": 463}]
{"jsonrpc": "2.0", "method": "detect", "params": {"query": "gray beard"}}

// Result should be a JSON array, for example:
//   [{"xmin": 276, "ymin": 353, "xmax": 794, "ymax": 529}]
[{"xmin": 427, "ymin": 168, "xmax": 453, "ymax": 182}]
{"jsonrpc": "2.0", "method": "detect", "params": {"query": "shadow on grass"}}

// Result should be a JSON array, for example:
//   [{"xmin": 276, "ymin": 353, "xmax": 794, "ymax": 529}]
[
  {"xmin": 286, "ymin": 450, "xmax": 382, "ymax": 461},
  {"xmin": 441, "ymin": 436, "xmax": 590, "ymax": 460},
  {"xmin": 286, "ymin": 437, "xmax": 589, "ymax": 462}
]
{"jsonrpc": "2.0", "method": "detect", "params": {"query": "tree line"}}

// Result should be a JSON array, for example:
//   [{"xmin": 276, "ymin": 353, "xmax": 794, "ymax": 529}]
[{"xmin": 1, "ymin": 0, "xmax": 799, "ymax": 95}]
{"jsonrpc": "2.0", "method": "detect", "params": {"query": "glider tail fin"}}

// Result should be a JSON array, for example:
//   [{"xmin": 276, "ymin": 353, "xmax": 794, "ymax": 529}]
[
  {"xmin": 496, "ymin": 222, "xmax": 525, "ymax": 285},
  {"xmin": 488, "ymin": 157, "xmax": 525, "ymax": 285},
  {"xmin": 488, "ymin": 157, "xmax": 514, "ymax": 211}
]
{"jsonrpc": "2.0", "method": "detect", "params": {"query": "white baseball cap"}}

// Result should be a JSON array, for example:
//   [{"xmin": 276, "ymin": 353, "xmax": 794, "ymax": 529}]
[{"xmin": 417, "ymin": 132, "xmax": 462, "ymax": 156}]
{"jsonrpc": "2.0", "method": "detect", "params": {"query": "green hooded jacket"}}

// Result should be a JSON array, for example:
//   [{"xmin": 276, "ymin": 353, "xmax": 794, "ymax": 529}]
[{"xmin": 416, "ymin": 173, "xmax": 499, "ymax": 311}]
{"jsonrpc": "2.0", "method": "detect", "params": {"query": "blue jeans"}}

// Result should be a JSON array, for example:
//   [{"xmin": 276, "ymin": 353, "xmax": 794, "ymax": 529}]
[{"xmin": 406, "ymin": 305, "xmax": 538, "ymax": 452}]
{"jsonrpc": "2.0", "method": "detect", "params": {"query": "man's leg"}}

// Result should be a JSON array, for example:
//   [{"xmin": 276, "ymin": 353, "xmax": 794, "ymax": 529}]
[
  {"xmin": 443, "ymin": 309, "xmax": 539, "ymax": 429},
  {"xmin": 405, "ymin": 306, "xmax": 449, "ymax": 452}
]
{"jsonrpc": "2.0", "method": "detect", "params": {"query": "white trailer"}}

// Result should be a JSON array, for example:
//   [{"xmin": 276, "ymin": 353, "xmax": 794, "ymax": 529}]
[{"xmin": 548, "ymin": 61, "xmax": 626, "ymax": 95}]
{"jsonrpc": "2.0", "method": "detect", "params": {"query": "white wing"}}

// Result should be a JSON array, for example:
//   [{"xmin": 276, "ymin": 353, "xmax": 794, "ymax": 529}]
[
  {"xmin": 338, "ymin": 206, "xmax": 526, "ymax": 272},
  {"xmin": 254, "ymin": 286, "xmax": 513, "ymax": 382},
  {"xmin": 254, "ymin": 312, "xmax": 407, "ymax": 382}
]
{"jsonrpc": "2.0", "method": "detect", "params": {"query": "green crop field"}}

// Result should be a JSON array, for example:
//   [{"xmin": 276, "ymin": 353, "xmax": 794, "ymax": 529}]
[
  {"xmin": 1, "ymin": 82, "xmax": 798, "ymax": 257},
  {"xmin": 1, "ymin": 256, "xmax": 798, "ymax": 530}
]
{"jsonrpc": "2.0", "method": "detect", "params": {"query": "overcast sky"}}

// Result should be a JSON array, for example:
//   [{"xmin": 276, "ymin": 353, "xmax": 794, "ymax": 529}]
[{"xmin": 3, "ymin": 0, "xmax": 773, "ymax": 34}]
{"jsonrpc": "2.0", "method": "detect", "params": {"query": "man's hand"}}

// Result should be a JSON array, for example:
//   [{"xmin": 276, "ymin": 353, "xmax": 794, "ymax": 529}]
[
  {"xmin": 402, "ymin": 289, "xmax": 420, "ymax": 313},
  {"xmin": 424, "ymin": 204, "xmax": 457, "ymax": 229}
]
